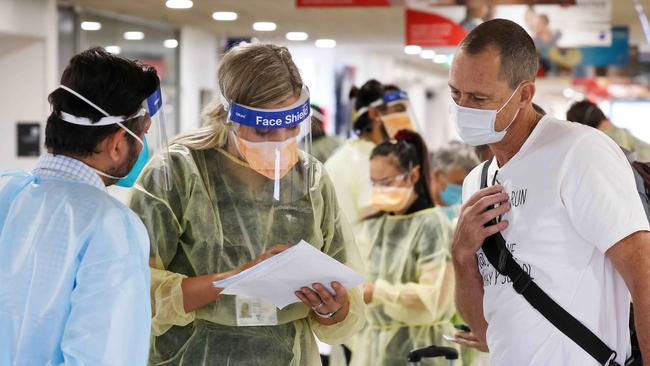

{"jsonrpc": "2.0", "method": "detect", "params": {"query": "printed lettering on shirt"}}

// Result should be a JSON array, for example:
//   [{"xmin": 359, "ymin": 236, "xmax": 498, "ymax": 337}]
[
  {"xmin": 510, "ymin": 188, "xmax": 527, "ymax": 208},
  {"xmin": 477, "ymin": 242, "xmax": 534, "ymax": 287}
]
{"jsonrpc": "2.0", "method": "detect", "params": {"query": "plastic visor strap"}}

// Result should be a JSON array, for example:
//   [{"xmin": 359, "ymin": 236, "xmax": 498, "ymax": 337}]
[
  {"xmin": 274, "ymin": 149, "xmax": 281, "ymax": 201},
  {"xmin": 354, "ymin": 98, "xmax": 384, "ymax": 121},
  {"xmin": 311, "ymin": 107, "xmax": 325, "ymax": 122},
  {"xmin": 57, "ymin": 84, "xmax": 146, "ymax": 180}
]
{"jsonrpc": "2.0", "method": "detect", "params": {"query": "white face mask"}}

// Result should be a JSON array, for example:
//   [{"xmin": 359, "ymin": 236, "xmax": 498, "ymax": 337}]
[{"xmin": 449, "ymin": 85, "xmax": 521, "ymax": 146}]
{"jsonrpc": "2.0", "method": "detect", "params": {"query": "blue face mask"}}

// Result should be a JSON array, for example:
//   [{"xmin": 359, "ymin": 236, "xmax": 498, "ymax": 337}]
[
  {"xmin": 440, "ymin": 183, "xmax": 463, "ymax": 206},
  {"xmin": 116, "ymin": 136, "xmax": 149, "ymax": 188}
]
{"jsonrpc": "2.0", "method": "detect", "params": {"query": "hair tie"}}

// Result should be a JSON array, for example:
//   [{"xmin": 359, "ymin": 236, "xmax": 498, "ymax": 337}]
[{"xmin": 394, "ymin": 129, "xmax": 417, "ymax": 143}]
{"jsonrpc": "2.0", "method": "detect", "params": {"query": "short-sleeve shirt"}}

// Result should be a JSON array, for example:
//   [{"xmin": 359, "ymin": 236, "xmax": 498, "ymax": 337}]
[{"xmin": 462, "ymin": 115, "xmax": 650, "ymax": 365}]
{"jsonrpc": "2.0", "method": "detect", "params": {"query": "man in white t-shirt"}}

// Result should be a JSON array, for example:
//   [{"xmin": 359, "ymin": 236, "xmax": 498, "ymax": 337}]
[{"xmin": 449, "ymin": 19, "xmax": 650, "ymax": 365}]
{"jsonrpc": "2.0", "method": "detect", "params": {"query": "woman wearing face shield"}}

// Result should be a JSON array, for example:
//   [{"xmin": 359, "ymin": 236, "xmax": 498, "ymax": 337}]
[
  {"xmin": 324, "ymin": 81, "xmax": 411, "ymax": 223},
  {"xmin": 351, "ymin": 130, "xmax": 456, "ymax": 366},
  {"xmin": 127, "ymin": 43, "xmax": 365, "ymax": 366}
]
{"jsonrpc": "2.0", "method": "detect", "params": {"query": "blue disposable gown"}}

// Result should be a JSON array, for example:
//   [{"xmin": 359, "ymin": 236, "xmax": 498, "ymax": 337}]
[{"xmin": 0, "ymin": 172, "xmax": 151, "ymax": 365}]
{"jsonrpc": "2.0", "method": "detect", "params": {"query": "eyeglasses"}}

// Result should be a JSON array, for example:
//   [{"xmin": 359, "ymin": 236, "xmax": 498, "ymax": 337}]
[{"xmin": 371, "ymin": 173, "xmax": 409, "ymax": 187}]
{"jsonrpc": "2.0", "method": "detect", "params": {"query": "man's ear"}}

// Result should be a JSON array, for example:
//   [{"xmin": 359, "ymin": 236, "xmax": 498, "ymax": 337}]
[
  {"xmin": 101, "ymin": 128, "xmax": 128, "ymax": 162},
  {"xmin": 520, "ymin": 81, "xmax": 536, "ymax": 107}
]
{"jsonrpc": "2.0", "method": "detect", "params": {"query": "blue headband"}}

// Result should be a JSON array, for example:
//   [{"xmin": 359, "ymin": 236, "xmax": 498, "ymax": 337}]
[
  {"xmin": 227, "ymin": 86, "xmax": 311, "ymax": 129},
  {"xmin": 146, "ymin": 87, "xmax": 163, "ymax": 117},
  {"xmin": 383, "ymin": 90, "xmax": 408, "ymax": 104},
  {"xmin": 354, "ymin": 89, "xmax": 409, "ymax": 121}
]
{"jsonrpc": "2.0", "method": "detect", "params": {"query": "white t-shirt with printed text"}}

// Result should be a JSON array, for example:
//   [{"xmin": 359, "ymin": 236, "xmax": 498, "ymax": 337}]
[{"xmin": 462, "ymin": 115, "xmax": 650, "ymax": 365}]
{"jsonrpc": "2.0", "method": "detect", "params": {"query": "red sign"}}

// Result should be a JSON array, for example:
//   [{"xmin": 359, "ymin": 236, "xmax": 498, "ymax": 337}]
[
  {"xmin": 407, "ymin": 0, "xmax": 574, "ymax": 5},
  {"xmin": 405, "ymin": 9, "xmax": 467, "ymax": 47},
  {"xmin": 296, "ymin": 0, "xmax": 391, "ymax": 7}
]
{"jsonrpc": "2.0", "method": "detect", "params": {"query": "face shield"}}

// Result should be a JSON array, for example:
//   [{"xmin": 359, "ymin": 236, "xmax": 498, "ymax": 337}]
[
  {"xmin": 57, "ymin": 84, "xmax": 172, "ymax": 190},
  {"xmin": 142, "ymin": 87, "xmax": 173, "ymax": 191},
  {"xmin": 378, "ymin": 90, "xmax": 419, "ymax": 139},
  {"xmin": 223, "ymin": 86, "xmax": 313, "ymax": 202}
]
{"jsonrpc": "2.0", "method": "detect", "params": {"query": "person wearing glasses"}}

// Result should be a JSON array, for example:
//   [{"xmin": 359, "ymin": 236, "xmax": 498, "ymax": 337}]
[{"xmin": 351, "ymin": 129, "xmax": 456, "ymax": 366}]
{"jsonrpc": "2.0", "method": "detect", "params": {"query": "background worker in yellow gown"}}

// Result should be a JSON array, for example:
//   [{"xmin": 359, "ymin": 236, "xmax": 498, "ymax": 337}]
[
  {"xmin": 128, "ymin": 43, "xmax": 365, "ymax": 366},
  {"xmin": 351, "ymin": 129, "xmax": 457, "ymax": 366},
  {"xmin": 325, "ymin": 81, "xmax": 416, "ymax": 224}
]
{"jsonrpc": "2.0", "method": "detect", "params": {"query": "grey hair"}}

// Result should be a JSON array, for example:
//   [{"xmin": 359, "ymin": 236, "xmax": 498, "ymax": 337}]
[
  {"xmin": 430, "ymin": 141, "xmax": 481, "ymax": 174},
  {"xmin": 459, "ymin": 19, "xmax": 538, "ymax": 89}
]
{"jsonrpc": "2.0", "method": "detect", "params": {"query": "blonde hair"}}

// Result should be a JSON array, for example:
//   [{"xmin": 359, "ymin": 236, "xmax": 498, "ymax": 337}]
[{"xmin": 172, "ymin": 43, "xmax": 303, "ymax": 149}]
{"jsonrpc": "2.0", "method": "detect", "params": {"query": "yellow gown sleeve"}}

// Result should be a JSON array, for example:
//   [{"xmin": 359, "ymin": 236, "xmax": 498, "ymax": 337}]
[
  {"xmin": 372, "ymin": 252, "xmax": 455, "ymax": 325},
  {"xmin": 372, "ymin": 212, "xmax": 456, "ymax": 326},
  {"xmin": 149, "ymin": 267, "xmax": 195, "ymax": 336},
  {"xmin": 128, "ymin": 148, "xmax": 198, "ymax": 336},
  {"xmin": 309, "ymin": 166, "xmax": 367, "ymax": 344}
]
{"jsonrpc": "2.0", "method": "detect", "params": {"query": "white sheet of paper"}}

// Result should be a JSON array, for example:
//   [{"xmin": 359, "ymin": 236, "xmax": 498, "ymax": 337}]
[{"xmin": 213, "ymin": 240, "xmax": 366, "ymax": 309}]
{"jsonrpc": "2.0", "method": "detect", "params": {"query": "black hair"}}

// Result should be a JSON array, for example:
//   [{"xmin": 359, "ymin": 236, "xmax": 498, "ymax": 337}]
[
  {"xmin": 349, "ymin": 79, "xmax": 384, "ymax": 136},
  {"xmin": 370, "ymin": 129, "xmax": 434, "ymax": 207},
  {"xmin": 459, "ymin": 19, "xmax": 538, "ymax": 89},
  {"xmin": 567, "ymin": 100, "xmax": 606, "ymax": 129},
  {"xmin": 45, "ymin": 47, "xmax": 160, "ymax": 157}
]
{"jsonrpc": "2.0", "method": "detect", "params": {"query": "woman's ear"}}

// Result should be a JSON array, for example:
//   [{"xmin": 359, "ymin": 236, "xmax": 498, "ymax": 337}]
[
  {"xmin": 368, "ymin": 107, "xmax": 382, "ymax": 124},
  {"xmin": 410, "ymin": 165, "xmax": 421, "ymax": 186}
]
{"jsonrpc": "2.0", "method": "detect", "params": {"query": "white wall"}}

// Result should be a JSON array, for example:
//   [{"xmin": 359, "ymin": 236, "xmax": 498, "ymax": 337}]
[
  {"xmin": 0, "ymin": 0, "xmax": 58, "ymax": 171},
  {"xmin": 179, "ymin": 26, "xmax": 219, "ymax": 133}
]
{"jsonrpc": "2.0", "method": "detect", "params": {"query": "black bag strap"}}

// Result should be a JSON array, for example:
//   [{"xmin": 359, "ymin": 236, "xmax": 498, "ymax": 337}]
[{"xmin": 479, "ymin": 159, "xmax": 620, "ymax": 366}]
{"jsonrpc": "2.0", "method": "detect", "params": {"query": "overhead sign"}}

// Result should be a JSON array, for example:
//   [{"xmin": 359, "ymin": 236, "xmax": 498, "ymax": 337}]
[
  {"xmin": 296, "ymin": 0, "xmax": 392, "ymax": 6},
  {"xmin": 578, "ymin": 26, "xmax": 629, "ymax": 66},
  {"xmin": 405, "ymin": 8, "xmax": 466, "ymax": 47},
  {"xmin": 404, "ymin": 0, "xmax": 610, "ymax": 48},
  {"xmin": 409, "ymin": 0, "xmax": 574, "ymax": 4}
]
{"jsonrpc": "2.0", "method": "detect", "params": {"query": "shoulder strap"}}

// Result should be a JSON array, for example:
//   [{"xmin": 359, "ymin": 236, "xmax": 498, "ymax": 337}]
[{"xmin": 479, "ymin": 159, "xmax": 620, "ymax": 366}]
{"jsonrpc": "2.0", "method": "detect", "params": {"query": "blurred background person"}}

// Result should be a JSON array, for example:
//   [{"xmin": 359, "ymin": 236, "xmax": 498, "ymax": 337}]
[
  {"xmin": 568, "ymin": 100, "xmax": 650, "ymax": 162},
  {"xmin": 351, "ymin": 129, "xmax": 456, "ymax": 366},
  {"xmin": 325, "ymin": 80, "xmax": 390, "ymax": 224},
  {"xmin": 430, "ymin": 142, "xmax": 480, "ymax": 223},
  {"xmin": 311, "ymin": 103, "xmax": 342, "ymax": 163}
]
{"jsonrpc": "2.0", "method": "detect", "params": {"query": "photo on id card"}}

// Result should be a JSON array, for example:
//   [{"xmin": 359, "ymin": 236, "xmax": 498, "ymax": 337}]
[{"xmin": 236, "ymin": 295, "xmax": 279, "ymax": 326}]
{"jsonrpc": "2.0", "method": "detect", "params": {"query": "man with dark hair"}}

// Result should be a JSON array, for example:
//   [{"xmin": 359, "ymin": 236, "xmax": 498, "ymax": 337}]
[
  {"xmin": 0, "ymin": 47, "xmax": 161, "ymax": 365},
  {"xmin": 568, "ymin": 100, "xmax": 650, "ymax": 162},
  {"xmin": 450, "ymin": 19, "xmax": 650, "ymax": 365}
]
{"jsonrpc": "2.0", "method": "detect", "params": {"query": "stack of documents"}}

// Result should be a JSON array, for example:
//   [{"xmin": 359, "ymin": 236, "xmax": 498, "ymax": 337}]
[{"xmin": 213, "ymin": 240, "xmax": 365, "ymax": 309}]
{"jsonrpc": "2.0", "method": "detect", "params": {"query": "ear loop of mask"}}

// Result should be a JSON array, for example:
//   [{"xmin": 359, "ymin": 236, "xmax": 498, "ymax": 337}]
[{"xmin": 495, "ymin": 84, "xmax": 523, "ymax": 132}]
